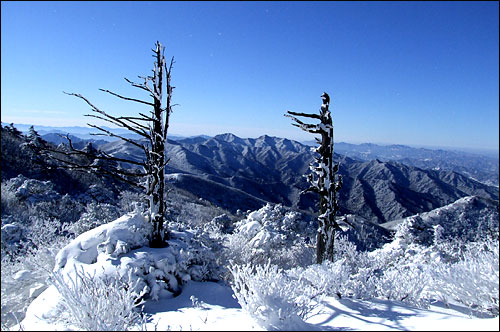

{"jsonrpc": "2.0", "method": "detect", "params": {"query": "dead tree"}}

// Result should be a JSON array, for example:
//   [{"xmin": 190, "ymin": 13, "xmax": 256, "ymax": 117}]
[
  {"xmin": 285, "ymin": 92, "xmax": 342, "ymax": 263},
  {"xmin": 45, "ymin": 41, "xmax": 174, "ymax": 248}
]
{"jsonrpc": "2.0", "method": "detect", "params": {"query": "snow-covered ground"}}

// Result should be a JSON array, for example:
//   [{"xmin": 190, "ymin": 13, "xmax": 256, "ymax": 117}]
[
  {"xmin": 8, "ymin": 203, "xmax": 500, "ymax": 331},
  {"xmin": 16, "ymin": 280, "xmax": 500, "ymax": 331}
]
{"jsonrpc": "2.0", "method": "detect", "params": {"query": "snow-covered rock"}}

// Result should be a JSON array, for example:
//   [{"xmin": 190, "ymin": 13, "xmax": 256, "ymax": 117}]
[
  {"xmin": 54, "ymin": 212, "xmax": 152, "ymax": 270},
  {"xmin": 13, "ymin": 269, "xmax": 32, "ymax": 281},
  {"xmin": 53, "ymin": 212, "xmax": 218, "ymax": 303},
  {"xmin": 29, "ymin": 284, "xmax": 47, "ymax": 299},
  {"xmin": 9, "ymin": 175, "xmax": 61, "ymax": 203},
  {"xmin": 1, "ymin": 223, "xmax": 24, "ymax": 245}
]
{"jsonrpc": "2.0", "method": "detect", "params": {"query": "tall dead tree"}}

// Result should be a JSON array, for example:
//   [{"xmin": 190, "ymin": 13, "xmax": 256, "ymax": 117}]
[
  {"xmin": 46, "ymin": 41, "xmax": 174, "ymax": 248},
  {"xmin": 285, "ymin": 92, "xmax": 342, "ymax": 263}
]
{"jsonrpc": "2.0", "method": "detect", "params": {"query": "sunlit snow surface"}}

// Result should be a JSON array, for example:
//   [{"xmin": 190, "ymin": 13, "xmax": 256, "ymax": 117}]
[
  {"xmin": 15, "ymin": 280, "xmax": 498, "ymax": 331},
  {"xmin": 13, "ymin": 211, "xmax": 499, "ymax": 331}
]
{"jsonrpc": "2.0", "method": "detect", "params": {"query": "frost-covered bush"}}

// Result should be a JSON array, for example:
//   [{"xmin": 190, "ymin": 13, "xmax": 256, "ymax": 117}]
[
  {"xmin": 55, "ymin": 213, "xmax": 221, "ymax": 304},
  {"xmin": 118, "ymin": 190, "xmax": 148, "ymax": 214},
  {"xmin": 68, "ymin": 202, "xmax": 121, "ymax": 236},
  {"xmin": 8, "ymin": 175, "xmax": 61, "ymax": 204},
  {"xmin": 1, "ymin": 181, "xmax": 20, "ymax": 216},
  {"xmin": 287, "ymin": 238, "xmax": 380, "ymax": 303},
  {"xmin": 431, "ymin": 239, "xmax": 499, "ymax": 315},
  {"xmin": 376, "ymin": 262, "xmax": 431, "ymax": 308},
  {"xmin": 1, "ymin": 222, "xmax": 25, "ymax": 257},
  {"xmin": 228, "ymin": 199, "xmax": 499, "ymax": 326},
  {"xmin": 203, "ymin": 213, "xmax": 234, "ymax": 236},
  {"xmin": 394, "ymin": 196, "xmax": 499, "ymax": 246},
  {"xmin": 2, "ymin": 215, "xmax": 72, "ymax": 262},
  {"xmin": 225, "ymin": 203, "xmax": 315, "ymax": 269},
  {"xmin": 1, "ymin": 223, "xmax": 72, "ymax": 329},
  {"xmin": 1, "ymin": 176, "xmax": 85, "ymax": 233},
  {"xmin": 289, "ymin": 235, "xmax": 433, "ymax": 309},
  {"xmin": 288, "ymin": 260, "xmax": 350, "ymax": 300},
  {"xmin": 49, "ymin": 268, "xmax": 146, "ymax": 331},
  {"xmin": 81, "ymin": 183, "xmax": 116, "ymax": 203},
  {"xmin": 230, "ymin": 261, "xmax": 321, "ymax": 330},
  {"xmin": 165, "ymin": 185, "xmax": 232, "ymax": 228},
  {"xmin": 168, "ymin": 220, "xmax": 224, "ymax": 282}
]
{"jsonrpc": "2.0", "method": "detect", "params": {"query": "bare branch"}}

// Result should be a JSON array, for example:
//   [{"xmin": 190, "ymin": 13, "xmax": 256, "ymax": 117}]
[
  {"xmin": 286, "ymin": 110, "xmax": 321, "ymax": 120},
  {"xmin": 124, "ymin": 77, "xmax": 155, "ymax": 95},
  {"xmin": 64, "ymin": 92, "xmax": 152, "ymax": 141},
  {"xmin": 99, "ymin": 88, "xmax": 155, "ymax": 107},
  {"xmin": 138, "ymin": 112, "xmax": 155, "ymax": 122},
  {"xmin": 86, "ymin": 123, "xmax": 147, "ymax": 150},
  {"xmin": 47, "ymin": 135, "xmax": 146, "ymax": 168}
]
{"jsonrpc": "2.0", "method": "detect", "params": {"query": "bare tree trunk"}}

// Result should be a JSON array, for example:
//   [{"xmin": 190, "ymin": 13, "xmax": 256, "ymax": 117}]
[
  {"xmin": 148, "ymin": 42, "xmax": 167, "ymax": 247},
  {"xmin": 285, "ymin": 92, "xmax": 342, "ymax": 263}
]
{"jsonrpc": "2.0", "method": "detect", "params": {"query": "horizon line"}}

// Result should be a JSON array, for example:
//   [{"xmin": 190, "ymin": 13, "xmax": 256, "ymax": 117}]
[{"xmin": 2, "ymin": 121, "xmax": 498, "ymax": 157}]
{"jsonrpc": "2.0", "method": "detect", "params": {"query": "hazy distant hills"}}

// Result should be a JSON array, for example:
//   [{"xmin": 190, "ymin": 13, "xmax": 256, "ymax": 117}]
[
  {"xmin": 8, "ymin": 122, "xmax": 498, "ymax": 187},
  {"xmin": 3, "ymin": 122, "xmax": 499, "ymax": 224},
  {"xmin": 328, "ymin": 142, "xmax": 499, "ymax": 186},
  {"xmin": 93, "ymin": 133, "xmax": 499, "ymax": 224},
  {"xmin": 41, "ymin": 133, "xmax": 110, "ymax": 149}
]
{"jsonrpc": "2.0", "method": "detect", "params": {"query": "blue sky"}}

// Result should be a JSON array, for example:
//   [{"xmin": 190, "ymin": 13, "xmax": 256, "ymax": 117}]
[{"xmin": 1, "ymin": 1, "xmax": 498, "ymax": 151}]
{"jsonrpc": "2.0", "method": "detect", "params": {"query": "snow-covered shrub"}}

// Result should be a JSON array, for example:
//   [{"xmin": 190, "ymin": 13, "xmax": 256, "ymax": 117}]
[
  {"xmin": 68, "ymin": 202, "xmax": 121, "ymax": 236},
  {"xmin": 1, "ymin": 223, "xmax": 72, "ymax": 329},
  {"xmin": 225, "ymin": 203, "xmax": 315, "ymax": 269},
  {"xmin": 1, "ymin": 181, "xmax": 20, "ymax": 216},
  {"xmin": 203, "ymin": 213, "xmax": 234, "ymax": 235},
  {"xmin": 288, "ymin": 260, "xmax": 350, "ymax": 300},
  {"xmin": 1, "ymin": 185, "xmax": 78, "ymax": 329},
  {"xmin": 431, "ymin": 239, "xmax": 499, "ymax": 315},
  {"xmin": 230, "ymin": 261, "xmax": 321, "ymax": 330},
  {"xmin": 55, "ymin": 213, "xmax": 220, "ymax": 304},
  {"xmin": 168, "ymin": 221, "xmax": 224, "ymax": 282},
  {"xmin": 323, "ymin": 235, "xmax": 382, "ymax": 300},
  {"xmin": 49, "ymin": 268, "xmax": 146, "ymax": 331},
  {"xmin": 10, "ymin": 175, "xmax": 61, "ymax": 204},
  {"xmin": 118, "ymin": 190, "xmax": 148, "ymax": 214},
  {"xmin": 394, "ymin": 196, "xmax": 499, "ymax": 246},
  {"xmin": 376, "ymin": 262, "xmax": 431, "ymax": 308},
  {"xmin": 1, "ymin": 221, "xmax": 25, "ymax": 257},
  {"xmin": 165, "ymin": 185, "xmax": 231, "ymax": 228},
  {"xmin": 1, "ymin": 176, "xmax": 85, "ymax": 234},
  {"xmin": 2, "ymin": 215, "xmax": 72, "ymax": 262},
  {"xmin": 296, "ymin": 235, "xmax": 433, "ymax": 308},
  {"xmin": 79, "ymin": 183, "xmax": 116, "ymax": 203}
]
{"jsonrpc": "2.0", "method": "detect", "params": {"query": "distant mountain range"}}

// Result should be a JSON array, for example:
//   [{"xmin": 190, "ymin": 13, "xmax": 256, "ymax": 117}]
[
  {"xmin": 1, "ymin": 122, "xmax": 188, "ymax": 142},
  {"xmin": 327, "ymin": 142, "xmax": 499, "ymax": 186},
  {"xmin": 93, "ymin": 133, "xmax": 498, "ymax": 224},
  {"xmin": 5, "ymin": 123, "xmax": 498, "ymax": 224}
]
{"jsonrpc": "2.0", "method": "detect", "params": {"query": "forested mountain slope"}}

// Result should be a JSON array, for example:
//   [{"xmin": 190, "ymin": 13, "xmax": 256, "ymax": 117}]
[{"xmin": 98, "ymin": 133, "xmax": 498, "ymax": 223}]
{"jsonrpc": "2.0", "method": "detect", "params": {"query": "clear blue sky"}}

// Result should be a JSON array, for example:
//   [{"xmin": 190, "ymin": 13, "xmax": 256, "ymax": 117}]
[{"xmin": 1, "ymin": 1, "xmax": 499, "ymax": 151}]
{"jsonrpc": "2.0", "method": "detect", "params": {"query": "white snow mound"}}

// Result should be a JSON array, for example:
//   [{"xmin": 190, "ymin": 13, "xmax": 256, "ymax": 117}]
[{"xmin": 54, "ymin": 212, "xmax": 152, "ymax": 271}]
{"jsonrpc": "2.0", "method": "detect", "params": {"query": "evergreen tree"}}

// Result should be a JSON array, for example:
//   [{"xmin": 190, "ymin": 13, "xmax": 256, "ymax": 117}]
[{"xmin": 5, "ymin": 123, "xmax": 23, "ymax": 138}]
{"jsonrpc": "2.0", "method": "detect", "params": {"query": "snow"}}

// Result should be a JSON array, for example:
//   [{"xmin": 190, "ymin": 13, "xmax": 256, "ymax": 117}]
[
  {"xmin": 12, "ymin": 269, "xmax": 32, "ymax": 281},
  {"xmin": 16, "ymin": 281, "xmax": 499, "ymax": 331},
  {"xmin": 28, "ymin": 283, "xmax": 46, "ymax": 299},
  {"xmin": 11, "ymin": 207, "xmax": 499, "ymax": 331},
  {"xmin": 54, "ymin": 212, "xmax": 151, "ymax": 271}
]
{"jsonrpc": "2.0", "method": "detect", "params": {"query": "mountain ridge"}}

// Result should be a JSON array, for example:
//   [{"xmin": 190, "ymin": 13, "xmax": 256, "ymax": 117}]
[
  {"xmin": 10, "ymin": 123, "xmax": 496, "ymax": 224},
  {"xmin": 95, "ymin": 133, "xmax": 499, "ymax": 224}
]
